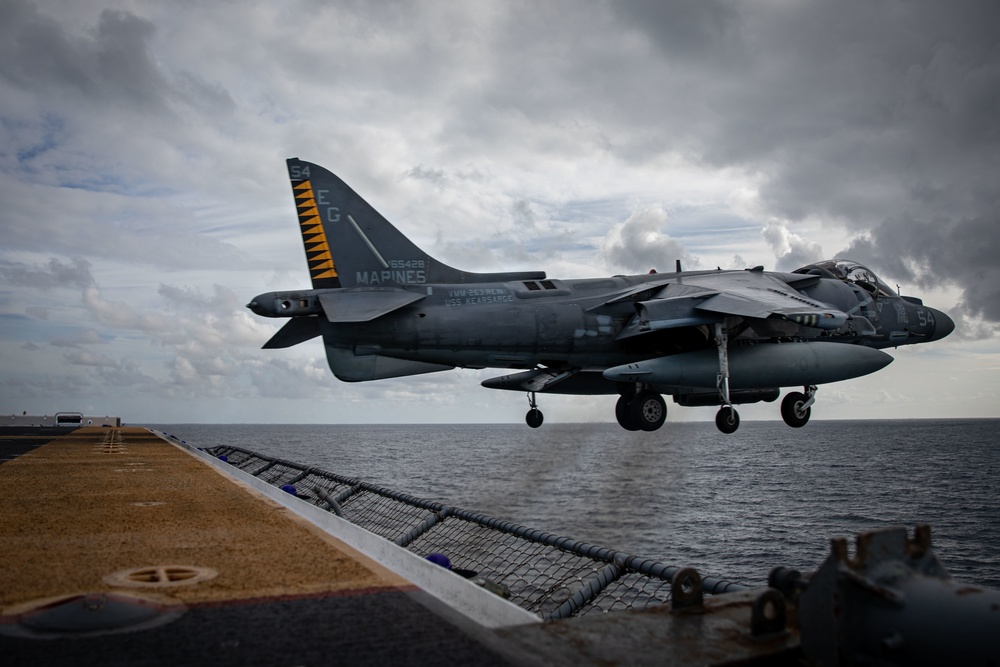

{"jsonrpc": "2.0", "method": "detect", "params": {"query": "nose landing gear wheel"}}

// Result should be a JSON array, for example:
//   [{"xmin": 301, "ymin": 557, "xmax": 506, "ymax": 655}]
[
  {"xmin": 715, "ymin": 406, "xmax": 740, "ymax": 434},
  {"xmin": 780, "ymin": 391, "xmax": 810, "ymax": 428}
]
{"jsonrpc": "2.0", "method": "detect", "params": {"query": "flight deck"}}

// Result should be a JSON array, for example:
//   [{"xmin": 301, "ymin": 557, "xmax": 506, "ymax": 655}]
[
  {"xmin": 0, "ymin": 427, "xmax": 536, "ymax": 665},
  {"xmin": 2, "ymin": 426, "xmax": 994, "ymax": 665},
  {"xmin": 0, "ymin": 426, "xmax": 804, "ymax": 665}
]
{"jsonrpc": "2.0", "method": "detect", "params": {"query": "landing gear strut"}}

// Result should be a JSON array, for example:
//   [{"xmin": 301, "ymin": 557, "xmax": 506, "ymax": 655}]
[
  {"xmin": 525, "ymin": 392, "xmax": 544, "ymax": 428},
  {"xmin": 781, "ymin": 385, "xmax": 816, "ymax": 428},
  {"xmin": 713, "ymin": 322, "xmax": 740, "ymax": 434}
]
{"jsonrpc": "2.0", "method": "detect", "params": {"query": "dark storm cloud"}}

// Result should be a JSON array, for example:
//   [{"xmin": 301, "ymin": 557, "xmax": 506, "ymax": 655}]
[
  {"xmin": 0, "ymin": 0, "xmax": 234, "ymax": 179},
  {"xmin": 0, "ymin": 257, "xmax": 95, "ymax": 289},
  {"xmin": 604, "ymin": 1, "xmax": 1000, "ymax": 323},
  {"xmin": 841, "ymin": 211, "xmax": 1000, "ymax": 322},
  {"xmin": 320, "ymin": 0, "xmax": 997, "ymax": 328},
  {"xmin": 737, "ymin": 4, "xmax": 1000, "ymax": 219},
  {"xmin": 0, "ymin": 2, "xmax": 169, "ymax": 112},
  {"xmin": 612, "ymin": 0, "xmax": 740, "ymax": 59},
  {"xmin": 1, "ymin": 0, "xmax": 234, "ymax": 116}
]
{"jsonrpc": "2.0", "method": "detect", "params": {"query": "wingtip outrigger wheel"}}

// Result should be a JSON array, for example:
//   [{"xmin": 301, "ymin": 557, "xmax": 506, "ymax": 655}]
[
  {"xmin": 525, "ymin": 391, "xmax": 544, "ymax": 428},
  {"xmin": 715, "ymin": 405, "xmax": 740, "ymax": 434}
]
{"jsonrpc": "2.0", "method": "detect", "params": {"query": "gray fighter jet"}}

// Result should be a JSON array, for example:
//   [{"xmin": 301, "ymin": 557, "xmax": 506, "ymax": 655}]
[{"xmin": 248, "ymin": 158, "xmax": 954, "ymax": 433}]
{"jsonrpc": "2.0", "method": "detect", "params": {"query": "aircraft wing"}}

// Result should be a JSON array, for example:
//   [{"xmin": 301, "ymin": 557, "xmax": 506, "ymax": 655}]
[
  {"xmin": 616, "ymin": 270, "xmax": 848, "ymax": 339},
  {"xmin": 481, "ymin": 368, "xmax": 580, "ymax": 392},
  {"xmin": 481, "ymin": 369, "xmax": 619, "ymax": 395},
  {"xmin": 694, "ymin": 286, "xmax": 846, "ymax": 328}
]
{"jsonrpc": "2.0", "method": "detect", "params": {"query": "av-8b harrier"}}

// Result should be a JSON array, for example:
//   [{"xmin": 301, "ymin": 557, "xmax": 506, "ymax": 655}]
[{"xmin": 248, "ymin": 158, "xmax": 954, "ymax": 433}]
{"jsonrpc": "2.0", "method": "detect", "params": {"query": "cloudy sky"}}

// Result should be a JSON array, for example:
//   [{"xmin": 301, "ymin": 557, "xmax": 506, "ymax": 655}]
[{"xmin": 1, "ymin": 0, "xmax": 997, "ymax": 425}]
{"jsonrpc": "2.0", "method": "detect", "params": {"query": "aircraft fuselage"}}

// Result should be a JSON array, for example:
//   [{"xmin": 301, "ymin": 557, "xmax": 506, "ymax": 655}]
[
  {"xmin": 252, "ymin": 268, "xmax": 951, "ymax": 377},
  {"xmin": 249, "ymin": 158, "xmax": 955, "ymax": 432}
]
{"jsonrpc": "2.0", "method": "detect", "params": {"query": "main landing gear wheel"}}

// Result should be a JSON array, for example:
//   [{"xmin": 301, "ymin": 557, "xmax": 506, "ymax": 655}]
[
  {"xmin": 715, "ymin": 406, "xmax": 740, "ymax": 434},
  {"xmin": 781, "ymin": 391, "xmax": 811, "ymax": 428},
  {"xmin": 630, "ymin": 391, "xmax": 667, "ymax": 432},
  {"xmin": 615, "ymin": 395, "xmax": 640, "ymax": 431}
]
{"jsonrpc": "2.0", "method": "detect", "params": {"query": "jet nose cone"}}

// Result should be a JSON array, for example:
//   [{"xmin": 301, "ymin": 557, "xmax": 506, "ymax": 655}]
[{"xmin": 930, "ymin": 308, "xmax": 955, "ymax": 341}]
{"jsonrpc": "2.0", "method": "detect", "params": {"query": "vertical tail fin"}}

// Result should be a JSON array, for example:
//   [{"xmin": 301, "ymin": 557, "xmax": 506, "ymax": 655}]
[
  {"xmin": 286, "ymin": 158, "xmax": 545, "ymax": 288},
  {"xmin": 289, "ymin": 168, "xmax": 341, "ymax": 289}
]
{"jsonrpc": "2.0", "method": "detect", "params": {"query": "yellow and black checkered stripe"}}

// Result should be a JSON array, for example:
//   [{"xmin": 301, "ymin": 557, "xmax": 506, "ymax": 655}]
[{"xmin": 292, "ymin": 180, "xmax": 341, "ymax": 288}]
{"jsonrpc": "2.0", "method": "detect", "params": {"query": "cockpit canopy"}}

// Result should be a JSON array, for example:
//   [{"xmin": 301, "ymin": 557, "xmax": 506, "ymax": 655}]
[{"xmin": 793, "ymin": 259, "xmax": 896, "ymax": 297}]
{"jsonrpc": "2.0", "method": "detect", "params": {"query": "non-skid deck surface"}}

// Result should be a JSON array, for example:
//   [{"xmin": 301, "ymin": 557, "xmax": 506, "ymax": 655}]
[
  {"xmin": 0, "ymin": 427, "xmax": 407, "ymax": 608},
  {"xmin": 0, "ymin": 427, "xmax": 522, "ymax": 666}
]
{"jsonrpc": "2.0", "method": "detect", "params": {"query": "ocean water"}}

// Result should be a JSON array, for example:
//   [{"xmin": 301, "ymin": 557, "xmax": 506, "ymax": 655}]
[{"xmin": 152, "ymin": 419, "xmax": 1000, "ymax": 589}]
